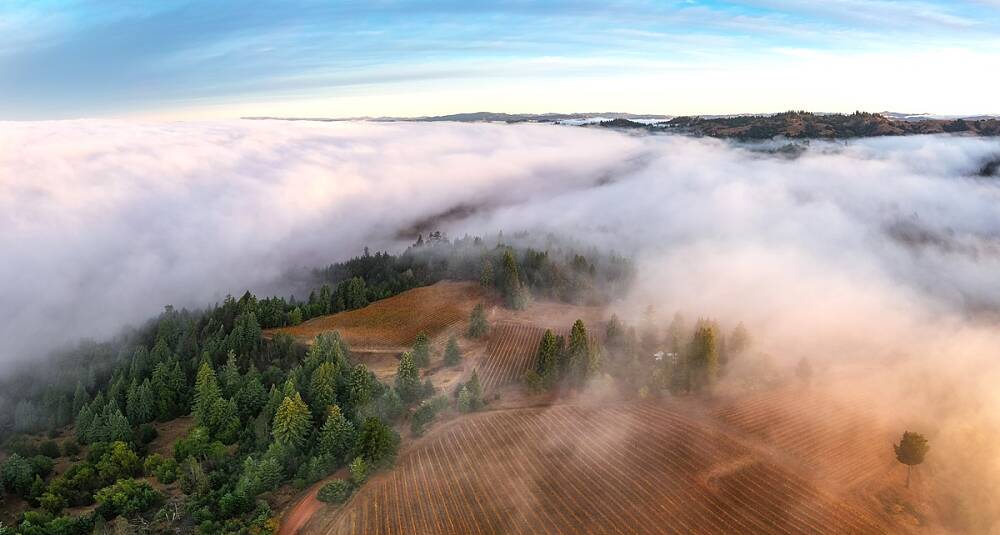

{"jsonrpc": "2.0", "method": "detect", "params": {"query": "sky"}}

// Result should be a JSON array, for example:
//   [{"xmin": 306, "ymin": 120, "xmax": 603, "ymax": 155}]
[{"xmin": 2, "ymin": 0, "xmax": 1000, "ymax": 119}]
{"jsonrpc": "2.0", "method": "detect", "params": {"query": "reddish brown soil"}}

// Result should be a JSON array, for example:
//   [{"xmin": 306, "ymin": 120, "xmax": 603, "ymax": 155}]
[
  {"xmin": 306, "ymin": 401, "xmax": 890, "ymax": 535},
  {"xmin": 265, "ymin": 281, "xmax": 490, "ymax": 348}
]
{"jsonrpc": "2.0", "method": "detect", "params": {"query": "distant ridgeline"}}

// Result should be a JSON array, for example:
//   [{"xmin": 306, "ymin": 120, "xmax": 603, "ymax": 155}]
[
  {"xmin": 0, "ymin": 230, "xmax": 632, "ymax": 438},
  {"xmin": 598, "ymin": 111, "xmax": 1000, "ymax": 139}
]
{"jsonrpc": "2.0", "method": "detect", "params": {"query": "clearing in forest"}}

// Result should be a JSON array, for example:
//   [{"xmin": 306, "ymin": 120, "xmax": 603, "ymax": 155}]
[{"xmin": 265, "ymin": 281, "xmax": 488, "ymax": 348}]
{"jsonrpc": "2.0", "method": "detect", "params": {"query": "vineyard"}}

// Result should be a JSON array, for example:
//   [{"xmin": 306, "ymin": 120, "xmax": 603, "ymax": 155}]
[
  {"xmin": 265, "ymin": 281, "xmax": 486, "ymax": 348},
  {"xmin": 711, "ymin": 389, "xmax": 894, "ymax": 491},
  {"xmin": 477, "ymin": 321, "xmax": 604, "ymax": 393},
  {"xmin": 305, "ymin": 403, "xmax": 889, "ymax": 535},
  {"xmin": 477, "ymin": 322, "xmax": 554, "ymax": 392}
]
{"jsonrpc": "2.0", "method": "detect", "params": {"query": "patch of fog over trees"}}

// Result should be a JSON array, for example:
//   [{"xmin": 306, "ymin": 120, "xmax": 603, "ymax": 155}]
[{"xmin": 2, "ymin": 120, "xmax": 1000, "ymax": 530}]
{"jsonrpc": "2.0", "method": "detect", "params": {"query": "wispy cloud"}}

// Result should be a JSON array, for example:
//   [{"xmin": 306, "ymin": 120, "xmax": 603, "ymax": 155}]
[{"xmin": 2, "ymin": 1, "xmax": 1000, "ymax": 118}]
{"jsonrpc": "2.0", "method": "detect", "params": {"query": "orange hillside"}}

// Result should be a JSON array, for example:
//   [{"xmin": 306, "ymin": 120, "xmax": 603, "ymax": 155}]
[{"xmin": 265, "ymin": 281, "xmax": 490, "ymax": 348}]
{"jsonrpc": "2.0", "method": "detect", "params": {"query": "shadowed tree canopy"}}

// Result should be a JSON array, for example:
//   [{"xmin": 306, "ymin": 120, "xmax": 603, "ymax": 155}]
[{"xmin": 894, "ymin": 431, "xmax": 930, "ymax": 488}]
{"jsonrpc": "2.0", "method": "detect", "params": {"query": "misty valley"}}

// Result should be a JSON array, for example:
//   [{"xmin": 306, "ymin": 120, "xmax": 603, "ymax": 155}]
[{"xmin": 2, "ymin": 121, "xmax": 999, "ymax": 535}]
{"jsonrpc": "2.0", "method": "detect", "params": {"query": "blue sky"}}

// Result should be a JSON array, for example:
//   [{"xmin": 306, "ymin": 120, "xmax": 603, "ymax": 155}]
[{"xmin": 2, "ymin": 0, "xmax": 1000, "ymax": 119}]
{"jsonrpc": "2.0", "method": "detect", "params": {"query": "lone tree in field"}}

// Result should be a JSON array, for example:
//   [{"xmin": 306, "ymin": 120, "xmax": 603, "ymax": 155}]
[
  {"xmin": 894, "ymin": 431, "xmax": 930, "ymax": 488},
  {"xmin": 467, "ymin": 303, "xmax": 489, "ymax": 339}
]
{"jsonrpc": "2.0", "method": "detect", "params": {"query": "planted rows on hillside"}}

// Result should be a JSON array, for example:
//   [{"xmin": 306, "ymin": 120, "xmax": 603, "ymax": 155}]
[
  {"xmin": 308, "ymin": 403, "xmax": 887, "ymax": 535},
  {"xmin": 712, "ymin": 390, "xmax": 892, "ymax": 490}
]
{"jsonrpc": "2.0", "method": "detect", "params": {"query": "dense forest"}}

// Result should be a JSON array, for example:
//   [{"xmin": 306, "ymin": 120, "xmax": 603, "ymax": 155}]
[
  {"xmin": 0, "ymin": 231, "xmax": 632, "ymax": 534},
  {"xmin": 598, "ymin": 111, "xmax": 1000, "ymax": 139}
]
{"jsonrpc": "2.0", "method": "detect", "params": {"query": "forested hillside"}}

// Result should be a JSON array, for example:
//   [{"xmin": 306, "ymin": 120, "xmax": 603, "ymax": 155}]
[{"xmin": 0, "ymin": 232, "xmax": 632, "ymax": 533}]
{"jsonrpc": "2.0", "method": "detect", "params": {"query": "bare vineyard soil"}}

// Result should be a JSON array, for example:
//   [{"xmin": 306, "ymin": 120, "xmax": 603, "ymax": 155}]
[{"xmin": 306, "ymin": 402, "xmax": 890, "ymax": 535}]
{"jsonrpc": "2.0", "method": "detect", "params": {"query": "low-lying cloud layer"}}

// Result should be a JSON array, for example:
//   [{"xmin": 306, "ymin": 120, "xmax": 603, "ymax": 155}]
[{"xmin": 4, "ymin": 119, "xmax": 1000, "ymax": 527}]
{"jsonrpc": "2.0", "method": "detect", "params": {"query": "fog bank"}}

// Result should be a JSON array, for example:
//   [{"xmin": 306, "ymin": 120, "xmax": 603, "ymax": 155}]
[{"xmin": 4, "ymin": 119, "xmax": 1000, "ymax": 528}]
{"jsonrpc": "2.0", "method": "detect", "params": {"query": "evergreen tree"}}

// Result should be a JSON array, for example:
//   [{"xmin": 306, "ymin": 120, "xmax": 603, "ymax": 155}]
[
  {"xmin": 212, "ymin": 398, "xmax": 241, "ymax": 444},
  {"xmin": 344, "ymin": 277, "xmax": 369, "ymax": 310},
  {"xmin": 443, "ymin": 336, "xmax": 462, "ymax": 366},
  {"xmin": 567, "ymin": 320, "xmax": 590, "ymax": 385},
  {"xmin": 479, "ymin": 259, "xmax": 495, "ymax": 287},
  {"xmin": 317, "ymin": 406, "xmax": 355, "ymax": 462},
  {"xmin": 535, "ymin": 329, "xmax": 558, "ymax": 388},
  {"xmin": 125, "ymin": 379, "xmax": 141, "ymax": 424},
  {"xmin": 605, "ymin": 315, "xmax": 624, "ymax": 350},
  {"xmin": 105, "ymin": 406, "xmax": 132, "ymax": 443},
  {"xmin": 467, "ymin": 304, "xmax": 489, "ymax": 338},
  {"xmin": 354, "ymin": 417, "xmax": 399, "ymax": 467},
  {"xmin": 272, "ymin": 393, "xmax": 311, "ymax": 449},
  {"xmin": 288, "ymin": 307, "xmax": 303, "ymax": 326},
  {"xmin": 193, "ymin": 363, "xmax": 222, "ymax": 429},
  {"xmin": 394, "ymin": 352, "xmax": 422, "ymax": 403},
  {"xmin": 500, "ymin": 250, "xmax": 529, "ymax": 309},
  {"xmin": 72, "ymin": 382, "xmax": 90, "ymax": 416},
  {"xmin": 219, "ymin": 351, "xmax": 242, "ymax": 399},
  {"xmin": 349, "ymin": 364, "xmax": 374, "ymax": 408},
  {"xmin": 127, "ymin": 379, "xmax": 155, "ymax": 425},
  {"xmin": 457, "ymin": 386, "xmax": 473, "ymax": 413},
  {"xmin": 688, "ymin": 321, "xmax": 720, "ymax": 394},
  {"xmin": 349, "ymin": 456, "xmax": 367, "ymax": 486},
  {"xmin": 235, "ymin": 367, "xmax": 268, "ymax": 422},
  {"xmin": 412, "ymin": 332, "xmax": 431, "ymax": 367},
  {"xmin": 308, "ymin": 362, "xmax": 338, "ymax": 419},
  {"xmin": 75, "ymin": 404, "xmax": 93, "ymax": 443}
]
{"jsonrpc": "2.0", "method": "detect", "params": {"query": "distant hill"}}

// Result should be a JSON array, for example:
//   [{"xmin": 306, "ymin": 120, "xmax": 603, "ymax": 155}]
[
  {"xmin": 646, "ymin": 111, "xmax": 1000, "ymax": 139},
  {"xmin": 244, "ymin": 112, "xmax": 673, "ymax": 124},
  {"xmin": 245, "ymin": 110, "xmax": 1000, "ymax": 139}
]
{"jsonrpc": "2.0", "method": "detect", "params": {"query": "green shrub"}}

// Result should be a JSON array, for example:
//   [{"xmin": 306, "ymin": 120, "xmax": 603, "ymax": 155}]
[
  {"xmin": 94, "ymin": 478, "xmax": 162, "ymax": 518},
  {"xmin": 317, "ymin": 480, "xmax": 352, "ymax": 504}
]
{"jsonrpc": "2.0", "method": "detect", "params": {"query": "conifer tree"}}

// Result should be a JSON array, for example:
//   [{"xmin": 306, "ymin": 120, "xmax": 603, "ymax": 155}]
[
  {"xmin": 75, "ymin": 405, "xmax": 95, "ymax": 443},
  {"xmin": 535, "ymin": 330, "xmax": 558, "ymax": 388},
  {"xmin": 394, "ymin": 352, "xmax": 422, "ymax": 403},
  {"xmin": 72, "ymin": 382, "xmax": 90, "ymax": 416},
  {"xmin": 500, "ymin": 250, "xmax": 529, "ymax": 309},
  {"xmin": 318, "ymin": 406, "xmax": 355, "ymax": 462},
  {"xmin": 105, "ymin": 406, "xmax": 132, "ymax": 443},
  {"xmin": 443, "ymin": 336, "xmax": 462, "ymax": 366},
  {"xmin": 467, "ymin": 304, "xmax": 489, "ymax": 338},
  {"xmin": 479, "ymin": 259, "xmax": 495, "ymax": 287},
  {"xmin": 688, "ymin": 321, "xmax": 720, "ymax": 394},
  {"xmin": 235, "ymin": 366, "xmax": 268, "ymax": 422},
  {"xmin": 193, "ymin": 363, "xmax": 222, "ymax": 429},
  {"xmin": 349, "ymin": 364, "xmax": 374, "ymax": 408},
  {"xmin": 220, "ymin": 351, "xmax": 242, "ymax": 399},
  {"xmin": 412, "ymin": 332, "xmax": 431, "ymax": 367},
  {"xmin": 309, "ymin": 362, "xmax": 338, "ymax": 419},
  {"xmin": 272, "ymin": 393, "xmax": 312, "ymax": 449},
  {"xmin": 354, "ymin": 417, "xmax": 398, "ymax": 467},
  {"xmin": 567, "ymin": 320, "xmax": 590, "ymax": 385},
  {"xmin": 212, "ymin": 398, "xmax": 241, "ymax": 444},
  {"xmin": 457, "ymin": 386, "xmax": 473, "ymax": 413}
]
